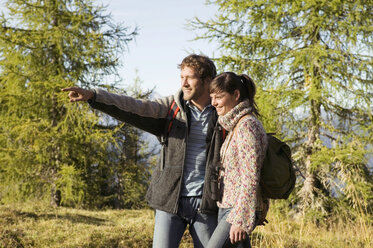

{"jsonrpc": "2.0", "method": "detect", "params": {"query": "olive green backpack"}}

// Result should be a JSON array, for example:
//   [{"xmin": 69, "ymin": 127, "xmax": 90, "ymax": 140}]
[{"xmin": 260, "ymin": 134, "xmax": 296, "ymax": 199}]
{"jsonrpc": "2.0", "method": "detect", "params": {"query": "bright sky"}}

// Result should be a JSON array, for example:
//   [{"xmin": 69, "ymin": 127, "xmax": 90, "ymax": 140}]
[{"xmin": 105, "ymin": 0, "xmax": 220, "ymax": 96}]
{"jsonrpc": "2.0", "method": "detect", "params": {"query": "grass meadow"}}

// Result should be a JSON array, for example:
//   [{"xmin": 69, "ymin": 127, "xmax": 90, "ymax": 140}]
[{"xmin": 0, "ymin": 202, "xmax": 371, "ymax": 248}]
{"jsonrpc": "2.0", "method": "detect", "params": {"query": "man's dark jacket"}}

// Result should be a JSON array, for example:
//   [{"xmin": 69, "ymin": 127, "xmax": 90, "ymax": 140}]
[{"xmin": 89, "ymin": 88, "xmax": 224, "ymax": 215}]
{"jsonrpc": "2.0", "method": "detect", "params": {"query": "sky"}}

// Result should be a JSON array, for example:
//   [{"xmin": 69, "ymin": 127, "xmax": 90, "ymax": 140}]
[{"xmin": 105, "ymin": 0, "xmax": 220, "ymax": 96}]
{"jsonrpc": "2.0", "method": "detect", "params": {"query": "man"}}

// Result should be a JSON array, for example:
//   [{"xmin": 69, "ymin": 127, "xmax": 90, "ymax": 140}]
[{"xmin": 62, "ymin": 54, "xmax": 225, "ymax": 248}]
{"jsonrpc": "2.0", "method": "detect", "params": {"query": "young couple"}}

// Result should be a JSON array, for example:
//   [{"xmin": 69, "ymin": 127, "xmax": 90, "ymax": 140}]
[{"xmin": 63, "ymin": 54, "xmax": 268, "ymax": 248}]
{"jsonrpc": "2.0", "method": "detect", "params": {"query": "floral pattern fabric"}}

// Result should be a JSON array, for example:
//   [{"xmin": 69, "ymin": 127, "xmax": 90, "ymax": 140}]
[{"xmin": 218, "ymin": 100, "xmax": 268, "ymax": 234}]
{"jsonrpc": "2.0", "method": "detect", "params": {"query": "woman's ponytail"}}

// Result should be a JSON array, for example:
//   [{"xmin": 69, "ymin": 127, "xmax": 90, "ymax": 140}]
[{"xmin": 240, "ymin": 74, "xmax": 260, "ymax": 116}]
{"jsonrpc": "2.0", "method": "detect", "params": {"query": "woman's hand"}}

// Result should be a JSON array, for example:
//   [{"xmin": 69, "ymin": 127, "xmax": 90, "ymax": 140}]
[{"xmin": 229, "ymin": 225, "xmax": 247, "ymax": 244}]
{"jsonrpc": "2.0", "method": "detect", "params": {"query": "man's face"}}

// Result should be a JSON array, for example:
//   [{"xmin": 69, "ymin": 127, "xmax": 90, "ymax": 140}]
[{"xmin": 180, "ymin": 66, "xmax": 206, "ymax": 102}]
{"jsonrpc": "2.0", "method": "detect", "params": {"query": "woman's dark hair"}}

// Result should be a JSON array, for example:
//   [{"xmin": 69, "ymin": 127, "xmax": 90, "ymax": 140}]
[{"xmin": 210, "ymin": 72, "xmax": 260, "ymax": 116}]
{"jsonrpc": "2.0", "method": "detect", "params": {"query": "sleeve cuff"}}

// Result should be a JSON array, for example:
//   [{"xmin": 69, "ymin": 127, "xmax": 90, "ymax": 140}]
[{"xmin": 87, "ymin": 90, "xmax": 97, "ymax": 106}]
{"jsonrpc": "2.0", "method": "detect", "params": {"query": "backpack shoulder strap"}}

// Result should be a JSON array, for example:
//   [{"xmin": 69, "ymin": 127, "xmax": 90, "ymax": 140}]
[
  {"xmin": 166, "ymin": 99, "xmax": 180, "ymax": 134},
  {"xmin": 222, "ymin": 128, "xmax": 227, "ymax": 141}
]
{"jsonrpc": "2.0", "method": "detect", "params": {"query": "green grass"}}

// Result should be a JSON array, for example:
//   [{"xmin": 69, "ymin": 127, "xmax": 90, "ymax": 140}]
[
  {"xmin": 0, "ymin": 202, "xmax": 192, "ymax": 248},
  {"xmin": 0, "ymin": 202, "xmax": 371, "ymax": 248}
]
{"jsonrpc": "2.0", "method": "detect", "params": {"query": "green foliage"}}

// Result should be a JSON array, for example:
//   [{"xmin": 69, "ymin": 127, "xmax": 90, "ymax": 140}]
[
  {"xmin": 56, "ymin": 165, "xmax": 85, "ymax": 207},
  {"xmin": 0, "ymin": 0, "xmax": 154, "ymax": 209},
  {"xmin": 191, "ymin": 0, "xmax": 373, "ymax": 221}
]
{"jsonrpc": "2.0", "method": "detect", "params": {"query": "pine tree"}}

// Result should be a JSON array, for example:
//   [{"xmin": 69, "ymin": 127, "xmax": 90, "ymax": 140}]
[
  {"xmin": 0, "ymin": 0, "xmax": 146, "ymax": 208},
  {"xmin": 97, "ymin": 77, "xmax": 158, "ymax": 209},
  {"xmin": 191, "ymin": 0, "xmax": 373, "ymax": 221}
]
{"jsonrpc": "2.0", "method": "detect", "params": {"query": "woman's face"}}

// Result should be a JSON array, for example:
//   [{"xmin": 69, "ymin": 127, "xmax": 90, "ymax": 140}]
[{"xmin": 210, "ymin": 90, "xmax": 240, "ymax": 116}]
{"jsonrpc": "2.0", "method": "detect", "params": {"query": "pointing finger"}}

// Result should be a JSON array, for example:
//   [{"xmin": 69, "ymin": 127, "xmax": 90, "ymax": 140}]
[{"xmin": 62, "ymin": 86, "xmax": 80, "ymax": 92}]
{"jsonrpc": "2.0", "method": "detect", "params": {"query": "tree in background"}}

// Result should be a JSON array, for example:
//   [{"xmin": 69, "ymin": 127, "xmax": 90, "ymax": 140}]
[
  {"xmin": 96, "ymin": 78, "xmax": 158, "ymax": 209},
  {"xmin": 0, "ymin": 0, "xmax": 152, "ymax": 209},
  {"xmin": 191, "ymin": 0, "xmax": 373, "ymax": 223}
]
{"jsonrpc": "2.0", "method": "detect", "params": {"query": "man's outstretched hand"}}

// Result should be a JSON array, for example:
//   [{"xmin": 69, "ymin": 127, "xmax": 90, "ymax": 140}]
[{"xmin": 62, "ymin": 87, "xmax": 94, "ymax": 102}]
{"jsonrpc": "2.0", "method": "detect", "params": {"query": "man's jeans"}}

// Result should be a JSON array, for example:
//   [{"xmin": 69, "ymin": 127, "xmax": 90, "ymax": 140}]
[
  {"xmin": 206, "ymin": 208, "xmax": 251, "ymax": 248},
  {"xmin": 152, "ymin": 196, "xmax": 217, "ymax": 248}
]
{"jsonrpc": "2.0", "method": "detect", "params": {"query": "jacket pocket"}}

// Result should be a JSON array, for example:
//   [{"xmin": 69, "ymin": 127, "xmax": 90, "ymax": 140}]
[{"xmin": 146, "ymin": 167, "xmax": 182, "ymax": 207}]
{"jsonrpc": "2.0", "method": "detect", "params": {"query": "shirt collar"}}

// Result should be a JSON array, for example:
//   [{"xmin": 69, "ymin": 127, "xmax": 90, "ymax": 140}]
[{"xmin": 186, "ymin": 101, "xmax": 213, "ymax": 112}]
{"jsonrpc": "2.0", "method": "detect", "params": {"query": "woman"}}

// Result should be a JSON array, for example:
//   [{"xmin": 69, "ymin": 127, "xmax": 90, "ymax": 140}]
[{"xmin": 207, "ymin": 72, "xmax": 268, "ymax": 248}]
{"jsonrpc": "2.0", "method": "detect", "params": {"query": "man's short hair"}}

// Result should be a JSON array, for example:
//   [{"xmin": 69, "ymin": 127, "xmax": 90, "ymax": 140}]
[{"xmin": 178, "ymin": 54, "xmax": 217, "ymax": 80}]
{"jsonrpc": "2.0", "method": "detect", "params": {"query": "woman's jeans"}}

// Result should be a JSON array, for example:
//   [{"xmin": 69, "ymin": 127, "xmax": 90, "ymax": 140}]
[
  {"xmin": 152, "ymin": 196, "xmax": 217, "ymax": 248},
  {"xmin": 206, "ymin": 208, "xmax": 251, "ymax": 248}
]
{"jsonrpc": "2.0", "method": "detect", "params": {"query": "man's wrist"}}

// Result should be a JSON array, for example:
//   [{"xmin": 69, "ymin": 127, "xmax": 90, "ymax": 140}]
[{"xmin": 87, "ymin": 90, "xmax": 96, "ymax": 104}]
